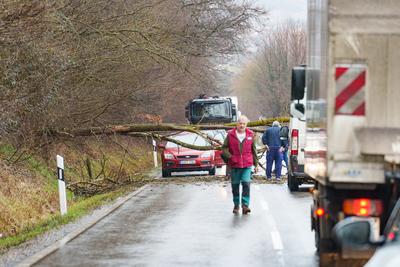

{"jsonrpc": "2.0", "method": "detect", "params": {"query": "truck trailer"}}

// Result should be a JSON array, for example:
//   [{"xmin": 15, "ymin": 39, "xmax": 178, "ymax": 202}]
[{"xmin": 292, "ymin": 0, "xmax": 400, "ymax": 266}]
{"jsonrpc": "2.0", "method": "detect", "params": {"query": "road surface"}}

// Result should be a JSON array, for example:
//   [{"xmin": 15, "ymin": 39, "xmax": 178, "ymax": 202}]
[{"xmin": 35, "ymin": 178, "xmax": 316, "ymax": 266}]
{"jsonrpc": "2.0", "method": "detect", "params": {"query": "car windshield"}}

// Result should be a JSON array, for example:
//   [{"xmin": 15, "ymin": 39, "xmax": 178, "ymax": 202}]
[{"xmin": 166, "ymin": 133, "xmax": 212, "ymax": 148}]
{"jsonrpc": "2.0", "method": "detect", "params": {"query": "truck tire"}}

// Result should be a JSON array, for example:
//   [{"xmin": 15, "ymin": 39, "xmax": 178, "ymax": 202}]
[
  {"xmin": 162, "ymin": 169, "xmax": 171, "ymax": 177},
  {"xmin": 288, "ymin": 172, "xmax": 299, "ymax": 191},
  {"xmin": 209, "ymin": 167, "xmax": 216, "ymax": 175}
]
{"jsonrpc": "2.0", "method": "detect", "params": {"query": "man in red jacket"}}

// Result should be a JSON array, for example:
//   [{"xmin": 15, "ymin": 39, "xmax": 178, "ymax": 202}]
[{"xmin": 222, "ymin": 115, "xmax": 259, "ymax": 214}]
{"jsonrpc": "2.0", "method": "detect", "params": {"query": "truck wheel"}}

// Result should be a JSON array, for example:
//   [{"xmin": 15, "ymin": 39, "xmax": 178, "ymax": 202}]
[
  {"xmin": 315, "ymin": 227, "xmax": 320, "ymax": 251},
  {"xmin": 288, "ymin": 172, "xmax": 299, "ymax": 191},
  {"xmin": 162, "ymin": 169, "xmax": 171, "ymax": 177},
  {"xmin": 209, "ymin": 167, "xmax": 216, "ymax": 175}
]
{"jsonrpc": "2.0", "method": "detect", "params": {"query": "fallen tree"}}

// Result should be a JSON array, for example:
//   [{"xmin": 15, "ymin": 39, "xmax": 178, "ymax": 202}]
[
  {"xmin": 50, "ymin": 116, "xmax": 290, "ymax": 156},
  {"xmin": 55, "ymin": 117, "xmax": 289, "ymax": 138},
  {"xmin": 51, "ymin": 117, "xmax": 289, "ymax": 152},
  {"xmin": 57, "ymin": 117, "xmax": 288, "ymax": 195}
]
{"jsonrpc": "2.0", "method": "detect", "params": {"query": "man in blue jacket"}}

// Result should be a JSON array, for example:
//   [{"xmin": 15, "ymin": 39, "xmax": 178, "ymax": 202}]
[{"xmin": 262, "ymin": 121, "xmax": 283, "ymax": 180}]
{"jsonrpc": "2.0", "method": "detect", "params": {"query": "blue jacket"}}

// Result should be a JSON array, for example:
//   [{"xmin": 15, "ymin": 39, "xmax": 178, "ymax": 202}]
[{"xmin": 262, "ymin": 126, "xmax": 281, "ymax": 147}]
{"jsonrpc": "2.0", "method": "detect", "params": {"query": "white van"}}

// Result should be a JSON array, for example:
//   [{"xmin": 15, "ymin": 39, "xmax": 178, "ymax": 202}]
[{"xmin": 287, "ymin": 66, "xmax": 311, "ymax": 191}]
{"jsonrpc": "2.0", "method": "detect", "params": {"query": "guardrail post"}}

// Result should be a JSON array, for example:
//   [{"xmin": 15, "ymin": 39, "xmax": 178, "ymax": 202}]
[
  {"xmin": 56, "ymin": 155, "xmax": 68, "ymax": 215},
  {"xmin": 152, "ymin": 138, "xmax": 158, "ymax": 168}
]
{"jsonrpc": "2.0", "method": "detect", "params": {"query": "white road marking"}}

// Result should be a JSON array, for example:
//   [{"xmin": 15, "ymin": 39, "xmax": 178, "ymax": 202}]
[
  {"xmin": 266, "ymin": 213, "xmax": 278, "ymax": 231},
  {"xmin": 271, "ymin": 231, "xmax": 284, "ymax": 250},
  {"xmin": 276, "ymin": 250, "xmax": 286, "ymax": 267},
  {"xmin": 255, "ymin": 185, "xmax": 285, "ymax": 267}
]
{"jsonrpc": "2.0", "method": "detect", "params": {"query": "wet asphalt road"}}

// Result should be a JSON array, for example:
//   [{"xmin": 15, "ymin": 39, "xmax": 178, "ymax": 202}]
[{"xmin": 35, "ymin": 175, "xmax": 317, "ymax": 267}]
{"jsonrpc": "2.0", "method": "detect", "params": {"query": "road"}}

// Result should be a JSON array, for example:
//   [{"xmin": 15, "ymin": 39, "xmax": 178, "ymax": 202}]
[{"xmin": 34, "ymin": 176, "xmax": 316, "ymax": 267}]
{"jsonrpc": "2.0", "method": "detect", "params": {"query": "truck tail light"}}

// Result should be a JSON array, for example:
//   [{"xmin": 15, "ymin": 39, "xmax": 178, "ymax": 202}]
[
  {"xmin": 291, "ymin": 129, "xmax": 299, "ymax": 155},
  {"xmin": 343, "ymin": 199, "xmax": 383, "ymax": 217},
  {"xmin": 315, "ymin": 207, "xmax": 325, "ymax": 217}
]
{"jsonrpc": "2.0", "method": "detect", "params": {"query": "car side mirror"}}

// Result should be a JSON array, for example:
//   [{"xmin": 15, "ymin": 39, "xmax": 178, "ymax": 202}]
[
  {"xmin": 157, "ymin": 143, "xmax": 166, "ymax": 149},
  {"xmin": 185, "ymin": 104, "xmax": 190, "ymax": 118},
  {"xmin": 333, "ymin": 217, "xmax": 383, "ymax": 250},
  {"xmin": 232, "ymin": 105, "xmax": 237, "ymax": 116}
]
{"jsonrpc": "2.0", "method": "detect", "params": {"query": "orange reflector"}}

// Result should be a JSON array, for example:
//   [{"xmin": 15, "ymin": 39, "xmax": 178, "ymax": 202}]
[
  {"xmin": 315, "ymin": 208, "xmax": 325, "ymax": 217},
  {"xmin": 343, "ymin": 198, "xmax": 383, "ymax": 217}
]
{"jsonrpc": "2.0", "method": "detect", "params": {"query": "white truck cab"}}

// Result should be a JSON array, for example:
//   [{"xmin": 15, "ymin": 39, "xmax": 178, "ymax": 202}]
[{"xmin": 288, "ymin": 65, "xmax": 311, "ymax": 191}]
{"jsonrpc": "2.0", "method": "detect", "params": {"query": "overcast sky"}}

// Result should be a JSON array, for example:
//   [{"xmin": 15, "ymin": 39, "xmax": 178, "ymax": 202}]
[
  {"xmin": 222, "ymin": 0, "xmax": 307, "ymax": 73},
  {"xmin": 256, "ymin": 0, "xmax": 307, "ymax": 23}
]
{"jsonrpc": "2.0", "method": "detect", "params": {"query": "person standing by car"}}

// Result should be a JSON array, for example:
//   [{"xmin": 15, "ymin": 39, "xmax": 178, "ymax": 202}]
[
  {"xmin": 221, "ymin": 115, "xmax": 259, "ymax": 214},
  {"xmin": 280, "ymin": 125, "xmax": 290, "ymax": 169},
  {"xmin": 262, "ymin": 121, "xmax": 283, "ymax": 180}
]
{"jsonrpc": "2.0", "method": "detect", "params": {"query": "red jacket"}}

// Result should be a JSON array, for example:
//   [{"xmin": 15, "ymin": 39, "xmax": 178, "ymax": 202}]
[{"xmin": 227, "ymin": 128, "xmax": 255, "ymax": 168}]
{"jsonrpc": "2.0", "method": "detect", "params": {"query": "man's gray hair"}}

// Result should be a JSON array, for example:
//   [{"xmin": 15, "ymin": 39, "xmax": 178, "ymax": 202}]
[
  {"xmin": 272, "ymin": 120, "xmax": 280, "ymax": 127},
  {"xmin": 238, "ymin": 115, "xmax": 250, "ymax": 123}
]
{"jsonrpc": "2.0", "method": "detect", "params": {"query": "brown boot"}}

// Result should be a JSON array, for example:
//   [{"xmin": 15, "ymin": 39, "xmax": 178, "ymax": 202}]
[
  {"xmin": 242, "ymin": 205, "xmax": 251, "ymax": 214},
  {"xmin": 233, "ymin": 205, "xmax": 240, "ymax": 214}
]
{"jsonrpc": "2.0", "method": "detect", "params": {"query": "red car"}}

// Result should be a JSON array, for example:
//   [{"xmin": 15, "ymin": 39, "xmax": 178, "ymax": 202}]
[{"xmin": 160, "ymin": 132, "xmax": 219, "ymax": 177}]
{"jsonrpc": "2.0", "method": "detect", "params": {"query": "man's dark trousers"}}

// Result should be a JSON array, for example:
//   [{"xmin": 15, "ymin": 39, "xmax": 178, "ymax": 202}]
[{"xmin": 266, "ymin": 146, "xmax": 282, "ymax": 179}]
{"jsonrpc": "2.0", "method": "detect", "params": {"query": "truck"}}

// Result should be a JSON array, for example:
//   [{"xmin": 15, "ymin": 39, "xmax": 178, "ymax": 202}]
[
  {"xmin": 291, "ymin": 0, "xmax": 400, "ymax": 266},
  {"xmin": 185, "ymin": 95, "xmax": 240, "ymax": 124},
  {"xmin": 288, "ymin": 65, "xmax": 313, "ymax": 191}
]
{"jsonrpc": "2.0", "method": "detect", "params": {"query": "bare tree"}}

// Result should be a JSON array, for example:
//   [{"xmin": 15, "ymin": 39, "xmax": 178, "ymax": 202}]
[
  {"xmin": 232, "ymin": 20, "xmax": 306, "ymax": 119},
  {"xmin": 0, "ymin": 0, "xmax": 265, "ymax": 152}
]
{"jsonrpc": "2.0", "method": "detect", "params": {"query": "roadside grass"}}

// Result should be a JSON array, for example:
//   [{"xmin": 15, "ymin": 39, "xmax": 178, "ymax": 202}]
[
  {"xmin": 0, "ymin": 138, "xmax": 154, "ymax": 251},
  {"xmin": 0, "ymin": 143, "xmax": 57, "ymax": 186},
  {"xmin": 0, "ymin": 188, "xmax": 130, "ymax": 251},
  {"xmin": 0, "ymin": 144, "xmax": 16, "ymax": 158}
]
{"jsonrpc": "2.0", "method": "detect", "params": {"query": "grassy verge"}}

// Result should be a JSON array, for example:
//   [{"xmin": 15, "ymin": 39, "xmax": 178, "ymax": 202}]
[
  {"xmin": 0, "ymin": 138, "xmax": 153, "ymax": 251},
  {"xmin": 0, "ymin": 187, "xmax": 132, "ymax": 251}
]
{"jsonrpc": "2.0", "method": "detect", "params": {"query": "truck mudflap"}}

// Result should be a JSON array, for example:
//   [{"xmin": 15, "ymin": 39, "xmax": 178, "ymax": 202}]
[
  {"xmin": 289, "ymin": 155, "xmax": 304, "ymax": 175},
  {"xmin": 289, "ymin": 155, "xmax": 312, "ymax": 179}
]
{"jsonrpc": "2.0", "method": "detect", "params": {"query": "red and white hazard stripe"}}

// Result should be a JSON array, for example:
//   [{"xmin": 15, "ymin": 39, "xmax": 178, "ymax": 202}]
[{"xmin": 335, "ymin": 65, "xmax": 366, "ymax": 116}]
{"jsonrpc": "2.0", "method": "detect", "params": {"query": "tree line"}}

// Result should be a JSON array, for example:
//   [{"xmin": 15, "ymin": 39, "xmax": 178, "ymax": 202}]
[{"xmin": 0, "ymin": 0, "xmax": 265, "ymax": 151}]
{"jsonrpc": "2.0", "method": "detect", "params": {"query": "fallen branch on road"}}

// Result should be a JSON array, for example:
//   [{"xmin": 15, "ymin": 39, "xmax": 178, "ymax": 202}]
[
  {"xmin": 54, "ymin": 117, "xmax": 289, "ymax": 138},
  {"xmin": 51, "ymin": 117, "xmax": 288, "ymax": 151}
]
